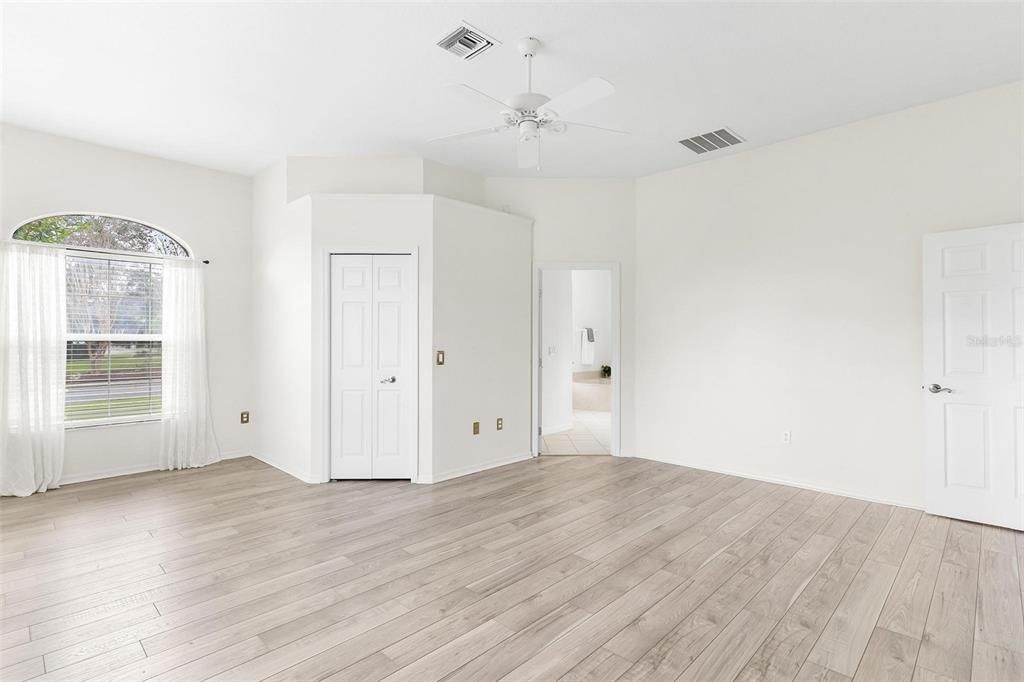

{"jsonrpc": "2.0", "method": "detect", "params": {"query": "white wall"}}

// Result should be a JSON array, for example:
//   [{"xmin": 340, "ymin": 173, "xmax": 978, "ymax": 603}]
[
  {"xmin": 482, "ymin": 178, "xmax": 637, "ymax": 455},
  {"xmin": 431, "ymin": 197, "xmax": 533, "ymax": 480},
  {"xmin": 541, "ymin": 269, "xmax": 574, "ymax": 434},
  {"xmin": 423, "ymin": 161, "xmax": 486, "ymax": 206},
  {"xmin": 285, "ymin": 156, "xmax": 484, "ymax": 205},
  {"xmin": 250, "ymin": 161, "xmax": 315, "ymax": 482},
  {"xmin": 285, "ymin": 157, "xmax": 424, "ymax": 202},
  {"xmin": 1, "ymin": 124, "xmax": 254, "ymax": 483},
  {"xmin": 571, "ymin": 269, "xmax": 612, "ymax": 371},
  {"xmin": 635, "ymin": 82, "xmax": 1024, "ymax": 508}
]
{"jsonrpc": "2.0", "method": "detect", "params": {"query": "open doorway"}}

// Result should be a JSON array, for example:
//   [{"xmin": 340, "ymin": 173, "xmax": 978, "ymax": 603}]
[{"xmin": 534, "ymin": 264, "xmax": 620, "ymax": 456}]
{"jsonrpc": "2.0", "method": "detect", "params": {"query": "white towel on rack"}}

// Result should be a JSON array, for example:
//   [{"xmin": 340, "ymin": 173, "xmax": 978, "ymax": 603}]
[{"xmin": 580, "ymin": 329, "xmax": 595, "ymax": 365}]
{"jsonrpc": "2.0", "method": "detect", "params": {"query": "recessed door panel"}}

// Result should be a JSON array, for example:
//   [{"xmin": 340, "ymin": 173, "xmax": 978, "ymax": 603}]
[
  {"xmin": 342, "ymin": 267, "xmax": 366, "ymax": 289},
  {"xmin": 341, "ymin": 302, "xmax": 368, "ymax": 367},
  {"xmin": 942, "ymin": 245, "xmax": 988, "ymax": 276},
  {"xmin": 331, "ymin": 253, "xmax": 417, "ymax": 480},
  {"xmin": 378, "ymin": 267, "xmax": 402, "ymax": 290},
  {"xmin": 1016, "ymin": 407, "xmax": 1024, "ymax": 497},
  {"xmin": 1015, "ymin": 289, "xmax": 1023, "ymax": 379},
  {"xmin": 943, "ymin": 291, "xmax": 987, "ymax": 375},
  {"xmin": 377, "ymin": 301, "xmax": 401, "ymax": 369},
  {"xmin": 943, "ymin": 403, "xmax": 989, "ymax": 489},
  {"xmin": 340, "ymin": 391, "xmax": 367, "ymax": 457},
  {"xmin": 376, "ymin": 390, "xmax": 401, "ymax": 458}
]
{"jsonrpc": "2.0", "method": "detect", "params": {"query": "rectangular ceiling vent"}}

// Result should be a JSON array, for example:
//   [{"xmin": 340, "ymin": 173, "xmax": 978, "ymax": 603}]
[
  {"xmin": 437, "ymin": 23, "xmax": 499, "ymax": 61},
  {"xmin": 678, "ymin": 128, "xmax": 744, "ymax": 155}
]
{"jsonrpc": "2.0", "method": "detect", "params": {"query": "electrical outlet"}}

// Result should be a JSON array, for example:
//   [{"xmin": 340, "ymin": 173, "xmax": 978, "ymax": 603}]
[
  {"xmin": 782, "ymin": 430, "xmax": 792, "ymax": 445},
  {"xmin": 241, "ymin": 411, "xmax": 250, "ymax": 424},
  {"xmin": 472, "ymin": 421, "xmax": 480, "ymax": 435},
  {"xmin": 496, "ymin": 417, "xmax": 503, "ymax": 431}
]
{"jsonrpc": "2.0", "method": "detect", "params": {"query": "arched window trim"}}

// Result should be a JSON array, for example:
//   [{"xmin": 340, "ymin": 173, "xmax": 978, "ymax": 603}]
[{"xmin": 7, "ymin": 212, "xmax": 194, "ymax": 261}]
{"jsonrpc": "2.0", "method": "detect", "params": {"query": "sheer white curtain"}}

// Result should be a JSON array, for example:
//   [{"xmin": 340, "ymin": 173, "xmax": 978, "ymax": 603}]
[
  {"xmin": 160, "ymin": 259, "xmax": 219, "ymax": 470},
  {"xmin": 0, "ymin": 242, "xmax": 66, "ymax": 496}
]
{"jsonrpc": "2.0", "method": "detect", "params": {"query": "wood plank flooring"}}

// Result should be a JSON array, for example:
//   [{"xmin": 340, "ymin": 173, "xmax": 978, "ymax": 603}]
[{"xmin": 1, "ymin": 456, "xmax": 1022, "ymax": 681}]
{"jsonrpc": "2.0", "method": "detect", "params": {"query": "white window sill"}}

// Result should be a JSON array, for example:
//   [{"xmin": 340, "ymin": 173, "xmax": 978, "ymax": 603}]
[{"xmin": 65, "ymin": 417, "xmax": 161, "ymax": 431}]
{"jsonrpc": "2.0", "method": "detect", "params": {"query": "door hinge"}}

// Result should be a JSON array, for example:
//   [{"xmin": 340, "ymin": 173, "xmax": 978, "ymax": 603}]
[{"xmin": 538, "ymin": 426, "xmax": 542, "ymax": 436}]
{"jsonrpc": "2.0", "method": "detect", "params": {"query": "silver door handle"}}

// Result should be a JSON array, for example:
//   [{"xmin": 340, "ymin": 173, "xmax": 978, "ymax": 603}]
[
  {"xmin": 925, "ymin": 383, "xmax": 952, "ymax": 394},
  {"xmin": 380, "ymin": 376, "xmax": 397, "ymax": 384}
]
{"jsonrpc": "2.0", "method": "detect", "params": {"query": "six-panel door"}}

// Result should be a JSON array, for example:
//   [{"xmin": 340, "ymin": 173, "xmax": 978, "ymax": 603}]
[
  {"xmin": 923, "ymin": 223, "xmax": 1024, "ymax": 530},
  {"xmin": 330, "ymin": 254, "xmax": 416, "ymax": 479}
]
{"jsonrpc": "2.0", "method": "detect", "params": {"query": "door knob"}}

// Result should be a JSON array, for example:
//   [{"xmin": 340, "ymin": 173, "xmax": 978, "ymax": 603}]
[
  {"xmin": 925, "ymin": 383, "xmax": 953, "ymax": 394},
  {"xmin": 380, "ymin": 376, "xmax": 397, "ymax": 384}
]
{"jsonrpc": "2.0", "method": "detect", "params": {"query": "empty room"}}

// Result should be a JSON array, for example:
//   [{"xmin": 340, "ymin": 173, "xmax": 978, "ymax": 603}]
[{"xmin": 1, "ymin": 2, "xmax": 1022, "ymax": 681}]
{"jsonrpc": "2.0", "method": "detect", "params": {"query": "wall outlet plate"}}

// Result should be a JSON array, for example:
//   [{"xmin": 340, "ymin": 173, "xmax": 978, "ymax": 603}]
[
  {"xmin": 436, "ymin": 350, "xmax": 446, "ymax": 366},
  {"xmin": 241, "ymin": 411, "xmax": 250, "ymax": 424},
  {"xmin": 496, "ymin": 417, "xmax": 503, "ymax": 430},
  {"xmin": 473, "ymin": 421, "xmax": 480, "ymax": 435}
]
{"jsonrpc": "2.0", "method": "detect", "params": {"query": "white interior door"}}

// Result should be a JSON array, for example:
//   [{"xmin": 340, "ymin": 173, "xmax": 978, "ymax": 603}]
[
  {"xmin": 331, "ymin": 254, "xmax": 417, "ymax": 479},
  {"xmin": 540, "ymin": 270, "xmax": 574, "ymax": 435},
  {"xmin": 923, "ymin": 223, "xmax": 1024, "ymax": 530}
]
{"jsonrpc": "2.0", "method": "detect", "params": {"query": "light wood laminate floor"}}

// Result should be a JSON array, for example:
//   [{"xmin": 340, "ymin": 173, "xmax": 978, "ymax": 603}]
[{"xmin": 1, "ymin": 456, "xmax": 1023, "ymax": 682}]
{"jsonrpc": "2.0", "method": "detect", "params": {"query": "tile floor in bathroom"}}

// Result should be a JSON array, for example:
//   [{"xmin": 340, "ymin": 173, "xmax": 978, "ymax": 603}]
[{"xmin": 541, "ymin": 409, "xmax": 611, "ymax": 455}]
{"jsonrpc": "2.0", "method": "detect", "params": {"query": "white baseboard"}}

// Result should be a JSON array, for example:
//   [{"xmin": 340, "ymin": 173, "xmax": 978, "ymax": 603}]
[
  {"xmin": 60, "ymin": 462, "xmax": 163, "ymax": 486},
  {"xmin": 423, "ymin": 451, "xmax": 534, "ymax": 484},
  {"xmin": 60, "ymin": 449, "xmax": 251, "ymax": 486},
  {"xmin": 634, "ymin": 455, "xmax": 924, "ymax": 511}
]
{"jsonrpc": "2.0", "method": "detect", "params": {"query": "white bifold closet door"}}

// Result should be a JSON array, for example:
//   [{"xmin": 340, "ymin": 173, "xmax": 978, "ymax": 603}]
[{"xmin": 330, "ymin": 254, "xmax": 417, "ymax": 479}]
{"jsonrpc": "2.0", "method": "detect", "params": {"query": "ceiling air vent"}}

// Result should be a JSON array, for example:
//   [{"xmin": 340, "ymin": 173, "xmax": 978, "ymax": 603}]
[
  {"xmin": 437, "ymin": 23, "xmax": 499, "ymax": 61},
  {"xmin": 678, "ymin": 128, "xmax": 744, "ymax": 155}
]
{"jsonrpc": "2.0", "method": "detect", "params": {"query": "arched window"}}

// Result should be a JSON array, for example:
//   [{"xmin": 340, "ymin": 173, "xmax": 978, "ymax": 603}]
[
  {"xmin": 10, "ymin": 214, "xmax": 190, "ymax": 426},
  {"xmin": 12, "ymin": 214, "xmax": 189, "ymax": 257}
]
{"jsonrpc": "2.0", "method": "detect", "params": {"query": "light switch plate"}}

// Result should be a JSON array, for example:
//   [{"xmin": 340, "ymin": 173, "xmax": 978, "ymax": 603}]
[
  {"xmin": 473, "ymin": 421, "xmax": 480, "ymax": 435},
  {"xmin": 436, "ymin": 350, "xmax": 446, "ymax": 366}
]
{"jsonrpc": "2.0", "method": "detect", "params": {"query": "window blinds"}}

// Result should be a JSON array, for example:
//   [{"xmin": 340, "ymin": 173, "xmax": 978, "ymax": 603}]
[{"xmin": 65, "ymin": 255, "xmax": 163, "ymax": 423}]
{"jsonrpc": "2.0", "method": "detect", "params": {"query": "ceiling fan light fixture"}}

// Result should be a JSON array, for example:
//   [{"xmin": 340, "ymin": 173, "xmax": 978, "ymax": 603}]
[{"xmin": 518, "ymin": 120, "xmax": 539, "ymax": 141}]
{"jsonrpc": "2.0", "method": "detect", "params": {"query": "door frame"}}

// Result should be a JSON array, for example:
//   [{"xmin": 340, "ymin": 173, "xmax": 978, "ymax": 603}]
[
  {"xmin": 326, "ymin": 250, "xmax": 419, "ymax": 482},
  {"xmin": 532, "ymin": 262, "xmax": 622, "ymax": 457}
]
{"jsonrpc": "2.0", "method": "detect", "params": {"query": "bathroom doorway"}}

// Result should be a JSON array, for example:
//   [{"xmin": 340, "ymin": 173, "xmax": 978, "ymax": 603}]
[{"xmin": 533, "ymin": 263, "xmax": 620, "ymax": 456}]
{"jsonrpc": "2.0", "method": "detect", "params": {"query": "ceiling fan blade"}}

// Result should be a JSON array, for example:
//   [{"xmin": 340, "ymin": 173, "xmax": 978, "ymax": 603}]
[
  {"xmin": 427, "ymin": 126, "xmax": 508, "ymax": 143},
  {"xmin": 518, "ymin": 135, "xmax": 540, "ymax": 169},
  {"xmin": 452, "ymin": 84, "xmax": 510, "ymax": 113},
  {"xmin": 539, "ymin": 77, "xmax": 615, "ymax": 117},
  {"xmin": 563, "ymin": 120, "xmax": 630, "ymax": 135}
]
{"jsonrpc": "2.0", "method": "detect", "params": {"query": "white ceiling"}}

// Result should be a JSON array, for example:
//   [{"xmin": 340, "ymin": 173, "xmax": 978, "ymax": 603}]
[{"xmin": 2, "ymin": 2, "xmax": 1021, "ymax": 178}]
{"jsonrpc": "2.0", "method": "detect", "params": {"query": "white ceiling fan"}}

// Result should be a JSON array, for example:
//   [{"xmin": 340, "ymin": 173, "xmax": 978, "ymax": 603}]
[{"xmin": 429, "ymin": 37, "xmax": 627, "ymax": 170}]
